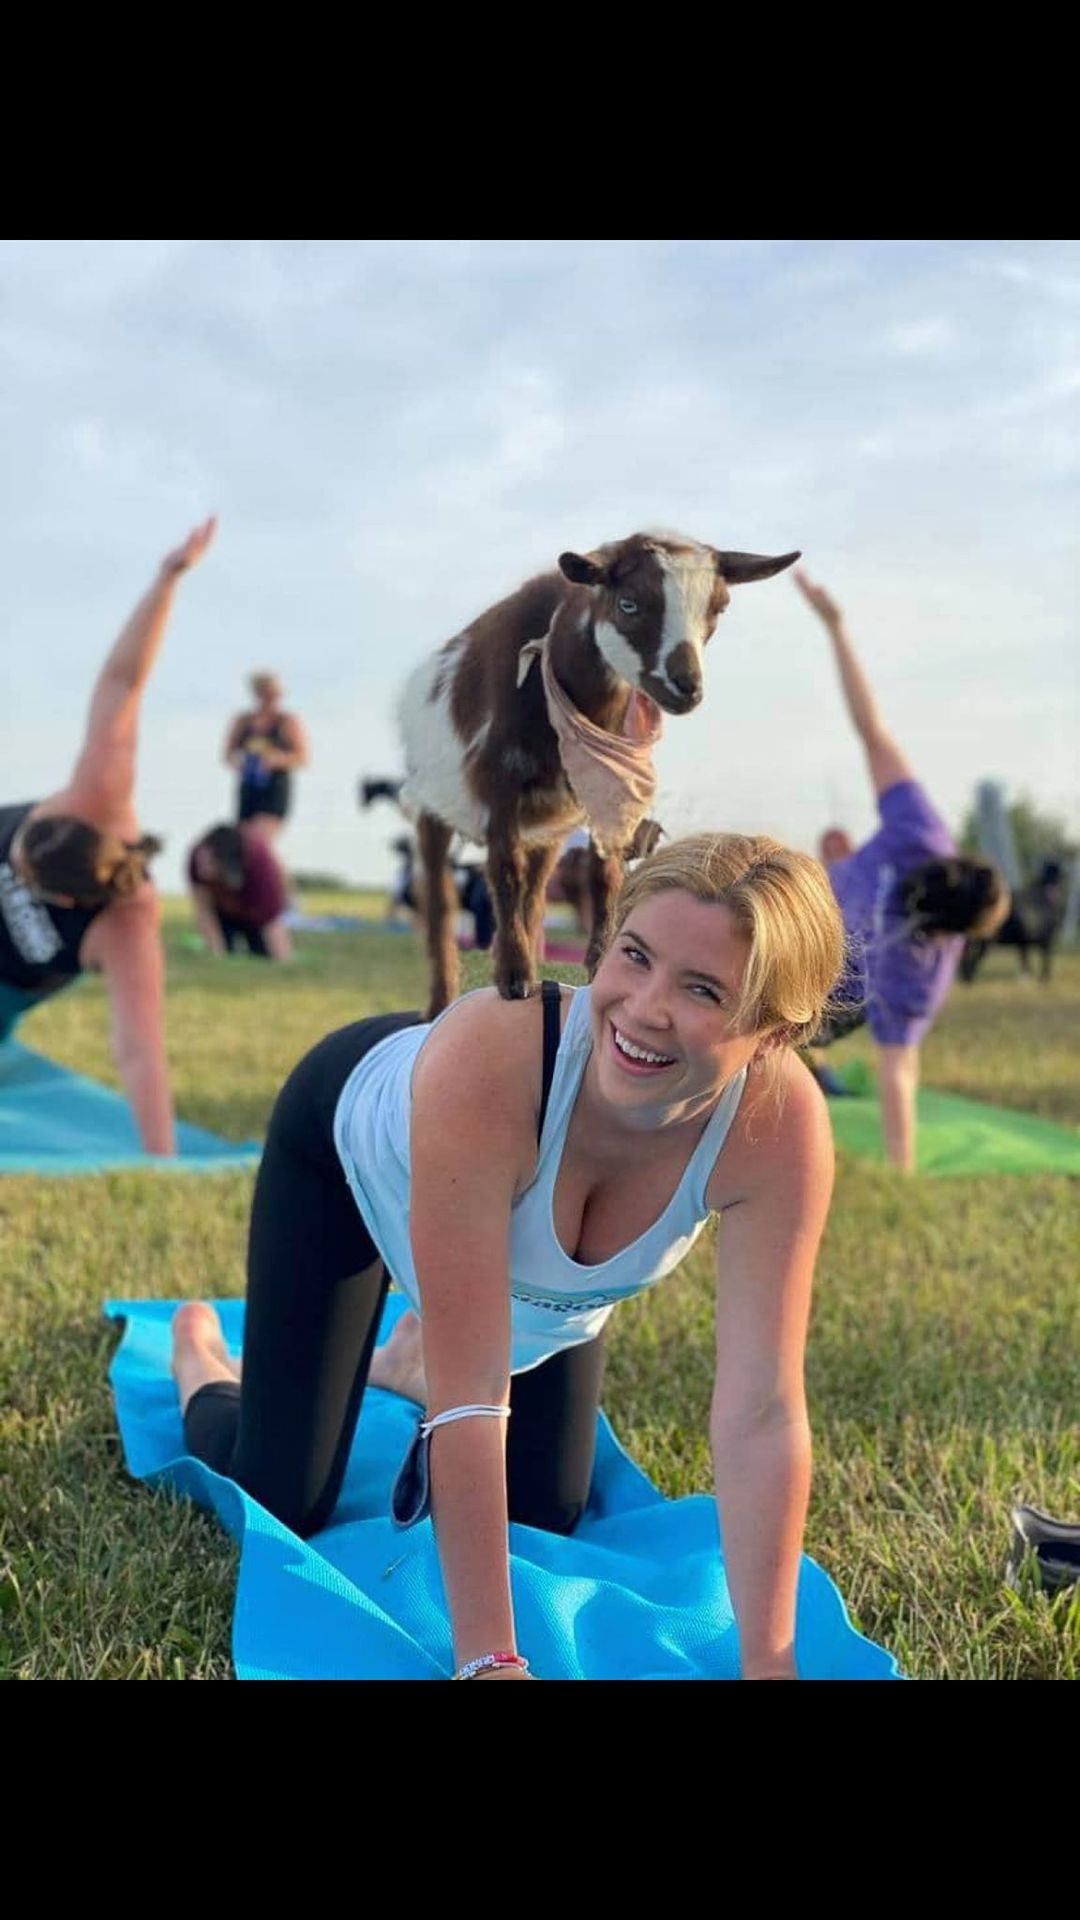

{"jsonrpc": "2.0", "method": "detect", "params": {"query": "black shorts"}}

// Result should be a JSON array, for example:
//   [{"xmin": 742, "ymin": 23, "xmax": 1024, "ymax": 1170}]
[
  {"xmin": 238, "ymin": 772, "xmax": 290, "ymax": 821},
  {"xmin": 215, "ymin": 912, "xmax": 271, "ymax": 957}
]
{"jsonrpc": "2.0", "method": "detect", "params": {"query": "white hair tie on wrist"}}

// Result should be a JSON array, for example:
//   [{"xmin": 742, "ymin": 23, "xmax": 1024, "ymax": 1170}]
[{"xmin": 390, "ymin": 1403, "xmax": 510, "ymax": 1530}]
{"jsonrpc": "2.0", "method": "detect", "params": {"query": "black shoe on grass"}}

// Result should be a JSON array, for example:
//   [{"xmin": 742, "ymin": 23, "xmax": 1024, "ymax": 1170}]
[{"xmin": 1006, "ymin": 1504, "xmax": 1080, "ymax": 1595}]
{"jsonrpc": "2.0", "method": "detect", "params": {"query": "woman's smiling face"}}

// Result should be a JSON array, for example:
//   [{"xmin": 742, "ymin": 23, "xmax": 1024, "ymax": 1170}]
[{"xmin": 587, "ymin": 887, "xmax": 771, "ymax": 1122}]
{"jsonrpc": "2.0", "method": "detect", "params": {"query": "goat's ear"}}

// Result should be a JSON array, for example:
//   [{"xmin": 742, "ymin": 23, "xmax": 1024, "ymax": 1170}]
[
  {"xmin": 714, "ymin": 549, "xmax": 801, "ymax": 584},
  {"xmin": 559, "ymin": 550, "xmax": 608, "ymax": 587}
]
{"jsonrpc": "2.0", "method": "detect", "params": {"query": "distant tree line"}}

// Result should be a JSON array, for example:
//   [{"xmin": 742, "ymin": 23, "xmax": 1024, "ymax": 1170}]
[
  {"xmin": 959, "ymin": 794, "xmax": 1077, "ymax": 879},
  {"xmin": 291, "ymin": 871, "xmax": 359, "ymax": 892}
]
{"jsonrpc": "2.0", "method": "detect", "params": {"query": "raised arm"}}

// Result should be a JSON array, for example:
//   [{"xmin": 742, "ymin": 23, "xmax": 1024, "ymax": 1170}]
[
  {"xmin": 222, "ymin": 714, "xmax": 249, "ymax": 772},
  {"xmin": 82, "ymin": 894, "xmax": 175, "ymax": 1154},
  {"xmin": 63, "ymin": 518, "xmax": 217, "ymax": 829},
  {"xmin": 709, "ymin": 1063, "xmax": 834, "ymax": 1679},
  {"xmin": 408, "ymin": 996, "xmax": 541, "ymax": 1679},
  {"xmin": 793, "ymin": 569, "xmax": 915, "ymax": 798}
]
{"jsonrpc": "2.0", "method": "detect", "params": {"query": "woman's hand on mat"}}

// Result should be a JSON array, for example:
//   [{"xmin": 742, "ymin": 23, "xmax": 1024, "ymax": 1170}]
[
  {"xmin": 160, "ymin": 516, "xmax": 217, "ymax": 579},
  {"xmin": 793, "ymin": 568, "xmax": 843, "ymax": 631}
]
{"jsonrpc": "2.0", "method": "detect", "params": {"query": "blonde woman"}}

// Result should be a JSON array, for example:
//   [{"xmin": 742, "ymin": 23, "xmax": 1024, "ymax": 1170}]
[
  {"xmin": 0, "ymin": 519, "xmax": 216, "ymax": 1154},
  {"xmin": 223, "ymin": 673, "xmax": 309, "ymax": 846},
  {"xmin": 170, "ymin": 833, "xmax": 844, "ymax": 1680}
]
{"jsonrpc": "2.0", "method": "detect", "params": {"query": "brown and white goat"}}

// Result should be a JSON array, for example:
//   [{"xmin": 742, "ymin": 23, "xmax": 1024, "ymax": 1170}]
[{"xmin": 397, "ymin": 532, "xmax": 799, "ymax": 1018}]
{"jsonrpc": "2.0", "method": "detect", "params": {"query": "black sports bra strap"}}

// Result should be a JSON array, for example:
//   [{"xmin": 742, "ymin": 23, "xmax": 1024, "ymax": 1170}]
[{"xmin": 537, "ymin": 979, "xmax": 562, "ymax": 1145}]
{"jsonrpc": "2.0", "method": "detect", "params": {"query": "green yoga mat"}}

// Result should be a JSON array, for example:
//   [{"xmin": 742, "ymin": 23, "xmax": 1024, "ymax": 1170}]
[
  {"xmin": 827, "ymin": 1059, "xmax": 1080, "ymax": 1177},
  {"xmin": 177, "ymin": 934, "xmax": 316, "ymax": 964}
]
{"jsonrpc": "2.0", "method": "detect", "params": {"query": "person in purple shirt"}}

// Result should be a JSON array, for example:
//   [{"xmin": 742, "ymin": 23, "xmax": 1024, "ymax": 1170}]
[
  {"xmin": 794, "ymin": 571, "xmax": 1010, "ymax": 1172},
  {"xmin": 188, "ymin": 824, "xmax": 292, "ymax": 961}
]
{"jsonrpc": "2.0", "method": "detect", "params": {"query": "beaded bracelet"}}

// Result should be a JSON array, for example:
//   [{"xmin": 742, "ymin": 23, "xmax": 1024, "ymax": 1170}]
[{"xmin": 452, "ymin": 1651, "xmax": 531, "ymax": 1681}]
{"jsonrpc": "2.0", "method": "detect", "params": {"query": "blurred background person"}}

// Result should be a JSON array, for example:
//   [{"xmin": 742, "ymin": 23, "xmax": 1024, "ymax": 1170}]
[
  {"xmin": 0, "ymin": 518, "xmax": 217, "ymax": 1153},
  {"xmin": 188, "ymin": 822, "xmax": 292, "ymax": 960},
  {"xmin": 364, "ymin": 780, "xmax": 495, "ymax": 950},
  {"xmin": 795, "ymin": 569, "xmax": 1009, "ymax": 1171},
  {"xmin": 224, "ymin": 673, "xmax": 309, "ymax": 849}
]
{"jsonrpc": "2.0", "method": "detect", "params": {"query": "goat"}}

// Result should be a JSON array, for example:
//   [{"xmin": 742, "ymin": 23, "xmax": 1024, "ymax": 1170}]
[
  {"xmin": 397, "ymin": 531, "xmax": 799, "ymax": 1018},
  {"xmin": 961, "ymin": 862, "xmax": 1067, "ymax": 985}
]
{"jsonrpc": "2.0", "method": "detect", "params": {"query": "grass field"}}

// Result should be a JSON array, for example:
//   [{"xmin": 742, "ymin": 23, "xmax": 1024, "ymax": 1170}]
[{"xmin": 2, "ymin": 894, "xmax": 1077, "ymax": 1680}]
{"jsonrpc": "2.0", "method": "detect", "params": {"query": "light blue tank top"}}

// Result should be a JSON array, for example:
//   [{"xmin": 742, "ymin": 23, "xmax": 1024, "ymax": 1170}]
[{"xmin": 333, "ymin": 985, "xmax": 746, "ymax": 1375}]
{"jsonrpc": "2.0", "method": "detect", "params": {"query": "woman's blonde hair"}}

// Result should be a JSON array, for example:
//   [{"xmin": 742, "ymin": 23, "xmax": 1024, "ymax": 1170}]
[
  {"xmin": 609, "ymin": 832, "xmax": 848, "ymax": 1056},
  {"xmin": 249, "ymin": 671, "xmax": 281, "ymax": 702}
]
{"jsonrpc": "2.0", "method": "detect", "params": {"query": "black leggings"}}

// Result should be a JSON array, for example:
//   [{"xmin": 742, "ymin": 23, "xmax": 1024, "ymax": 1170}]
[
  {"xmin": 183, "ymin": 1015, "xmax": 606, "ymax": 1538},
  {"xmin": 216, "ymin": 912, "xmax": 270, "ymax": 957}
]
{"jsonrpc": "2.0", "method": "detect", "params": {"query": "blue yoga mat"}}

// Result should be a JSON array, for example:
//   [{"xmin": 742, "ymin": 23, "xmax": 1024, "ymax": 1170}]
[
  {"xmin": 104, "ymin": 1293, "xmax": 902, "ymax": 1681},
  {"xmin": 0, "ymin": 1040, "xmax": 261, "ymax": 1174}
]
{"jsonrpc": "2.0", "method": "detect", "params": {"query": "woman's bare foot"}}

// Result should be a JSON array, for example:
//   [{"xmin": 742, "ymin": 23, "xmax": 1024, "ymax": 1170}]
[
  {"xmin": 368, "ymin": 1309, "xmax": 427, "ymax": 1407},
  {"xmin": 171, "ymin": 1302, "xmax": 242, "ymax": 1414}
]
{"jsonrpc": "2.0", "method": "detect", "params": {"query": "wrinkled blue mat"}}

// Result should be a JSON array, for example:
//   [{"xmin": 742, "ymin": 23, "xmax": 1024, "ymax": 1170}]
[
  {"xmin": 104, "ymin": 1293, "xmax": 902, "ymax": 1680},
  {"xmin": 0, "ymin": 1040, "xmax": 261, "ymax": 1174}
]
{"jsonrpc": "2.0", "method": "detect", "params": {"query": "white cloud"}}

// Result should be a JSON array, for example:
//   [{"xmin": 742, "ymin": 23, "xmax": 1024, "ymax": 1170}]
[
  {"xmin": 882, "ymin": 317, "xmax": 958, "ymax": 357},
  {"xmin": 968, "ymin": 253, "xmax": 1080, "ymax": 302}
]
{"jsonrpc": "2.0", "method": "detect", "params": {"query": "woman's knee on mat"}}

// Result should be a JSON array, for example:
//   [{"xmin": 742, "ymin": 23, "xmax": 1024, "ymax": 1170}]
[{"xmin": 515, "ymin": 1494, "xmax": 588, "ymax": 1536}]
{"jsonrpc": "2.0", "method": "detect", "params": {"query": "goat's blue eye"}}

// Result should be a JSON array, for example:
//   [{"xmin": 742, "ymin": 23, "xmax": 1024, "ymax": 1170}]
[{"xmin": 617, "ymin": 597, "xmax": 638, "ymax": 616}]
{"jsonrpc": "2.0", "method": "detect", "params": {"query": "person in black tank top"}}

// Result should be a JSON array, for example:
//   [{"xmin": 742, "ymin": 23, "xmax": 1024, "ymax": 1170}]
[
  {"xmin": 223, "ymin": 674, "xmax": 309, "ymax": 845},
  {"xmin": 2, "ymin": 517, "xmax": 217, "ymax": 1153},
  {"xmin": 0, "ymin": 801, "xmax": 108, "ymax": 1036}
]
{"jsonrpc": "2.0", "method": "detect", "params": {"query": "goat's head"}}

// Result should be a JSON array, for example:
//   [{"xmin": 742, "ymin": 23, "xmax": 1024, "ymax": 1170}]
[{"xmin": 558, "ymin": 533, "xmax": 799, "ymax": 716}]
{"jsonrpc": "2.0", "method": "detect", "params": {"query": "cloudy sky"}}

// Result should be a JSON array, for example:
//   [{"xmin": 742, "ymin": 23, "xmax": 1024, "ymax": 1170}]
[{"xmin": 2, "ymin": 238, "xmax": 1076, "ymax": 894}]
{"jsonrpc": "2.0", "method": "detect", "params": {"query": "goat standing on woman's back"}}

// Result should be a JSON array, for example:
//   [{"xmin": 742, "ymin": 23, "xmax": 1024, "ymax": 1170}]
[{"xmin": 397, "ymin": 531, "xmax": 799, "ymax": 1019}]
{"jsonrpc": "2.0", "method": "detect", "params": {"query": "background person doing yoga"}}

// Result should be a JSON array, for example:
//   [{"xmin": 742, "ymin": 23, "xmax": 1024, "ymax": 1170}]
[
  {"xmin": 794, "ymin": 570, "xmax": 1010, "ymax": 1172},
  {"xmin": 0, "ymin": 519, "xmax": 217, "ymax": 1154},
  {"xmin": 188, "ymin": 823, "xmax": 292, "ymax": 960}
]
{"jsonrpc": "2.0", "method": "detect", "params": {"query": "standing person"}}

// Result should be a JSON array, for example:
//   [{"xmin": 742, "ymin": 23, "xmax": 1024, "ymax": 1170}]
[
  {"xmin": 0, "ymin": 518, "xmax": 217, "ymax": 1153},
  {"xmin": 169, "ymin": 832, "xmax": 845, "ymax": 1681},
  {"xmin": 794, "ymin": 570, "xmax": 1010, "ymax": 1171},
  {"xmin": 188, "ymin": 824, "xmax": 292, "ymax": 960},
  {"xmin": 223, "ymin": 674, "xmax": 309, "ymax": 847}
]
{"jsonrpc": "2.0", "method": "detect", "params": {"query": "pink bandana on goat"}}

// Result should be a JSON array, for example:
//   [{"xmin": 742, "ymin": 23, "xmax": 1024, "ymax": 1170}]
[{"xmin": 517, "ymin": 633, "xmax": 663, "ymax": 857}]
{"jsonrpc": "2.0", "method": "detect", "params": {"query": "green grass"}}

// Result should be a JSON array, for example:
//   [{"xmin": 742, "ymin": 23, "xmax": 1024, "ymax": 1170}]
[{"xmin": 1, "ymin": 904, "xmax": 1077, "ymax": 1679}]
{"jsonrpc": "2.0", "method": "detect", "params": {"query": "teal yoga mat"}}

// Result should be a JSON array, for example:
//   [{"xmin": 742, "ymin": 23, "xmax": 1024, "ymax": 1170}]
[
  {"xmin": 827, "ymin": 1058, "xmax": 1080, "ymax": 1176},
  {"xmin": 0, "ymin": 1039, "xmax": 260, "ymax": 1175},
  {"xmin": 103, "ymin": 1292, "xmax": 902, "ymax": 1681}
]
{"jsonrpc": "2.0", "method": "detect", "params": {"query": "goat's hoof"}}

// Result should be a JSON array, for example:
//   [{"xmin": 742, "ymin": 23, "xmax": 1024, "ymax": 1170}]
[{"xmin": 497, "ymin": 973, "xmax": 537, "ymax": 1001}]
